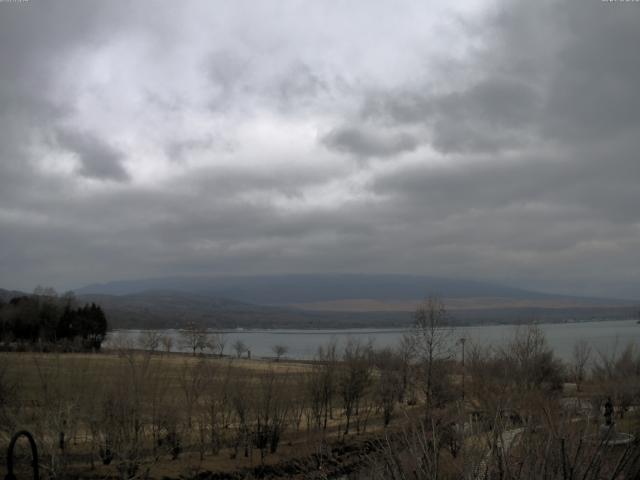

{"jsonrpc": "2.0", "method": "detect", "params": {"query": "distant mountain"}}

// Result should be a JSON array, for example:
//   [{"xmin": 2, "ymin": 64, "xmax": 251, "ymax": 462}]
[
  {"xmin": 77, "ymin": 274, "xmax": 572, "ymax": 304},
  {"xmin": 75, "ymin": 288, "xmax": 638, "ymax": 330},
  {"xmin": 71, "ymin": 275, "xmax": 639, "ymax": 329},
  {"xmin": 0, "ymin": 288, "xmax": 26, "ymax": 303},
  {"xmin": 75, "ymin": 290, "xmax": 411, "ymax": 329},
  {"xmin": 2, "ymin": 277, "xmax": 638, "ymax": 330}
]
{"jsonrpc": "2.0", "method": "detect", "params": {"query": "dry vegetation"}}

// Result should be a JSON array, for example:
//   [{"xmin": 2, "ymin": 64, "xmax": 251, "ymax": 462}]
[
  {"xmin": 1, "ymin": 298, "xmax": 640, "ymax": 479},
  {"xmin": 0, "ymin": 342, "xmax": 412, "ymax": 479}
]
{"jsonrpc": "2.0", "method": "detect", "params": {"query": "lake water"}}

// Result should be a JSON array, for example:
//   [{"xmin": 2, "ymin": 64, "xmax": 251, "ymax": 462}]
[{"xmin": 107, "ymin": 319, "xmax": 640, "ymax": 362}]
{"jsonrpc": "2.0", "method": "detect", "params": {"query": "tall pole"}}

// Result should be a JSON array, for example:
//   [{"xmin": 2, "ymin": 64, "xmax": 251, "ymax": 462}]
[
  {"xmin": 459, "ymin": 337, "xmax": 467, "ymax": 480},
  {"xmin": 460, "ymin": 337, "xmax": 466, "ymax": 402}
]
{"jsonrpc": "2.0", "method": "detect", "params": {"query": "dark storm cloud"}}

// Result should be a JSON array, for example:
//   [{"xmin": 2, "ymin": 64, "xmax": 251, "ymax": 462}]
[{"xmin": 0, "ymin": 0, "xmax": 639, "ymax": 298}]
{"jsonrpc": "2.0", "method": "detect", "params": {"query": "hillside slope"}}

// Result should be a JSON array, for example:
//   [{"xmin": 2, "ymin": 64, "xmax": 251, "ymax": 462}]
[{"xmin": 77, "ymin": 274, "xmax": 620, "ymax": 304}]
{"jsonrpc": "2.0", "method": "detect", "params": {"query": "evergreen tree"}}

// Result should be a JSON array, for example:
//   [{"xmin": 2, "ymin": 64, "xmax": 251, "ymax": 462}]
[{"xmin": 0, "ymin": 293, "xmax": 108, "ymax": 351}]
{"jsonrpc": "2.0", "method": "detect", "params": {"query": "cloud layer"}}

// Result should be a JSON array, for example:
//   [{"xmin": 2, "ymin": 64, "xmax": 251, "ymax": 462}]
[{"xmin": 0, "ymin": 0, "xmax": 639, "ymax": 298}]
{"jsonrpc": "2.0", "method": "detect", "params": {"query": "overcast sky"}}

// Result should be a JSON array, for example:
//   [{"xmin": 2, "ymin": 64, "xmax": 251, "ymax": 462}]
[{"xmin": 1, "ymin": 0, "xmax": 639, "ymax": 298}]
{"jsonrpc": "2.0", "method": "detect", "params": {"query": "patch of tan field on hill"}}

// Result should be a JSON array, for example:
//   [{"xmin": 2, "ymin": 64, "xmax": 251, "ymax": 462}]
[{"xmin": 288, "ymin": 296, "xmax": 627, "ymax": 312}]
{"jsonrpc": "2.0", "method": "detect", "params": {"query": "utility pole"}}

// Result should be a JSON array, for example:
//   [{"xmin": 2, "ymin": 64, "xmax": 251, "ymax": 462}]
[{"xmin": 459, "ymin": 337, "xmax": 466, "ymax": 402}]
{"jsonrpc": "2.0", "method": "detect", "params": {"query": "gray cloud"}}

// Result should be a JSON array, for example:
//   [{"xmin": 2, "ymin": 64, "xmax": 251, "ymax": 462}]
[
  {"xmin": 322, "ymin": 126, "xmax": 419, "ymax": 158},
  {"xmin": 275, "ymin": 61, "xmax": 329, "ymax": 106},
  {"xmin": 543, "ymin": 6, "xmax": 640, "ymax": 142},
  {"xmin": 361, "ymin": 77, "xmax": 540, "ymax": 153},
  {"xmin": 56, "ymin": 130, "xmax": 129, "ymax": 181},
  {"xmin": 0, "ymin": 0, "xmax": 639, "ymax": 299}
]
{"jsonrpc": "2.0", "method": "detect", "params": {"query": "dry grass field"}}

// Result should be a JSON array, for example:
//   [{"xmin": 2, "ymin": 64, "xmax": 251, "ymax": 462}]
[
  {"xmin": 0, "ymin": 349, "xmax": 400, "ymax": 479},
  {"xmin": 3, "ymin": 321, "xmax": 640, "ymax": 479}
]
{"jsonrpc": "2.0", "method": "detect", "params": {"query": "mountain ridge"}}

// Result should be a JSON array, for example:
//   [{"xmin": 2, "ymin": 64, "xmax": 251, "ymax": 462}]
[
  {"xmin": 75, "ymin": 274, "xmax": 634, "ymax": 304},
  {"xmin": 2, "ymin": 282, "xmax": 638, "ymax": 330}
]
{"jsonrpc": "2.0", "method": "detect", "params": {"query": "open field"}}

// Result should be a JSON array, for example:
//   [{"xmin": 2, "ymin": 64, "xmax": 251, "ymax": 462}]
[
  {"xmin": 0, "ymin": 351, "xmax": 312, "ymax": 402},
  {"xmin": 0, "ymin": 348, "xmax": 411, "ymax": 479},
  {"xmin": 3, "ymin": 320, "xmax": 640, "ymax": 479},
  {"xmin": 289, "ymin": 296, "xmax": 637, "ymax": 313}
]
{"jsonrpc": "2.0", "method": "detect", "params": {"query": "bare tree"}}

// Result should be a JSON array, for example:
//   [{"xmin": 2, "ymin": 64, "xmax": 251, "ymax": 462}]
[
  {"xmin": 201, "ymin": 361, "xmax": 231, "ymax": 455},
  {"xmin": 178, "ymin": 359, "xmax": 207, "ymax": 428},
  {"xmin": 209, "ymin": 331, "xmax": 227, "ymax": 357},
  {"xmin": 396, "ymin": 334, "xmax": 416, "ymax": 403},
  {"xmin": 230, "ymin": 372, "xmax": 252, "ymax": 459},
  {"xmin": 252, "ymin": 368, "xmax": 291, "ymax": 461},
  {"xmin": 372, "ymin": 347, "xmax": 402, "ymax": 427},
  {"xmin": 233, "ymin": 339, "xmax": 248, "ymax": 358},
  {"xmin": 0, "ymin": 362, "xmax": 18, "ymax": 436},
  {"xmin": 289, "ymin": 374, "xmax": 307, "ymax": 432},
  {"xmin": 108, "ymin": 331, "xmax": 136, "ymax": 352},
  {"xmin": 137, "ymin": 330, "xmax": 161, "ymax": 353},
  {"xmin": 272, "ymin": 344, "xmax": 288, "ymax": 361},
  {"xmin": 413, "ymin": 296, "xmax": 452, "ymax": 410},
  {"xmin": 571, "ymin": 339, "xmax": 592, "ymax": 392},
  {"xmin": 592, "ymin": 342, "xmax": 640, "ymax": 419},
  {"xmin": 160, "ymin": 335, "xmax": 173, "ymax": 354},
  {"xmin": 145, "ymin": 357, "xmax": 172, "ymax": 459},
  {"xmin": 307, "ymin": 340, "xmax": 338, "ymax": 431},
  {"xmin": 504, "ymin": 324, "xmax": 563, "ymax": 392},
  {"xmin": 339, "ymin": 338, "xmax": 373, "ymax": 435},
  {"xmin": 98, "ymin": 351, "xmax": 154, "ymax": 479},
  {"xmin": 367, "ymin": 406, "xmax": 640, "ymax": 480},
  {"xmin": 30, "ymin": 354, "xmax": 88, "ymax": 478},
  {"xmin": 180, "ymin": 322, "xmax": 210, "ymax": 356}
]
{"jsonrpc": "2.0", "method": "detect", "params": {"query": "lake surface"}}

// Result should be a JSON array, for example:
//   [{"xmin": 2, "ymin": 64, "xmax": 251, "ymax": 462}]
[{"xmin": 107, "ymin": 319, "xmax": 640, "ymax": 361}]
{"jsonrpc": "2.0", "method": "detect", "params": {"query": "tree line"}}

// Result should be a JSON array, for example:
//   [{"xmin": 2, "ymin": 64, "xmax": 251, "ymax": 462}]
[{"xmin": 0, "ymin": 287, "xmax": 108, "ymax": 351}]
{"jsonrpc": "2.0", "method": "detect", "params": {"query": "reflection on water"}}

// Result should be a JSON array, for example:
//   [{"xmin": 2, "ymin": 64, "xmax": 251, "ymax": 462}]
[{"xmin": 106, "ymin": 319, "xmax": 640, "ymax": 361}]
